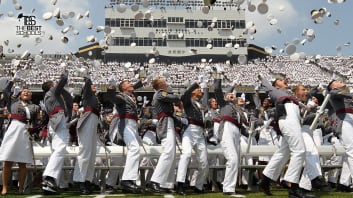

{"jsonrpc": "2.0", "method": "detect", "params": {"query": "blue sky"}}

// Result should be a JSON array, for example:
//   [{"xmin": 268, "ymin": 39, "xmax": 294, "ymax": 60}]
[
  {"xmin": 246, "ymin": 0, "xmax": 352, "ymax": 56},
  {"xmin": 0, "ymin": 0, "xmax": 351, "ymax": 57}
]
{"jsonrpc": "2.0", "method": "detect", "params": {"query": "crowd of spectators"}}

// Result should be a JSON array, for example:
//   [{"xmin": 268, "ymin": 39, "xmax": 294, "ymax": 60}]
[{"xmin": 1, "ymin": 55, "xmax": 352, "ymax": 90}]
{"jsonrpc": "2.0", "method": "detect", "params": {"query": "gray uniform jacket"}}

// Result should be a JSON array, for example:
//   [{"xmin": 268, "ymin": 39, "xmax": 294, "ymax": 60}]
[
  {"xmin": 44, "ymin": 72, "xmax": 73, "ymax": 131},
  {"xmin": 107, "ymin": 80, "xmax": 143, "ymax": 145},
  {"xmin": 214, "ymin": 79, "xmax": 244, "ymax": 140},
  {"xmin": 260, "ymin": 78, "xmax": 299, "ymax": 120},
  {"xmin": 152, "ymin": 89, "xmax": 180, "ymax": 140},
  {"xmin": 327, "ymin": 87, "xmax": 353, "ymax": 134},
  {"xmin": 4, "ymin": 80, "xmax": 40, "ymax": 128},
  {"xmin": 329, "ymin": 88, "xmax": 353, "ymax": 120},
  {"xmin": 77, "ymin": 78, "xmax": 100, "ymax": 130},
  {"xmin": 203, "ymin": 86, "xmax": 220, "ymax": 129},
  {"xmin": 181, "ymin": 82, "xmax": 204, "ymax": 126}
]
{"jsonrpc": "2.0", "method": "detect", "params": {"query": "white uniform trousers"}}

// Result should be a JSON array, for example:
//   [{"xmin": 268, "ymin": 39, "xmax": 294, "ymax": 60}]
[
  {"xmin": 313, "ymin": 128, "xmax": 323, "ymax": 147},
  {"xmin": 324, "ymin": 137, "xmax": 343, "ymax": 184},
  {"xmin": 151, "ymin": 117, "xmax": 176, "ymax": 186},
  {"xmin": 176, "ymin": 124, "xmax": 208, "ymax": 190},
  {"xmin": 106, "ymin": 121, "xmax": 124, "ymax": 187},
  {"xmin": 339, "ymin": 156, "xmax": 353, "ymax": 186},
  {"xmin": 263, "ymin": 103, "xmax": 305, "ymax": 184},
  {"xmin": 106, "ymin": 155, "xmax": 126, "ymax": 187},
  {"xmin": 258, "ymin": 122, "xmax": 280, "ymax": 162},
  {"xmin": 207, "ymin": 122, "xmax": 224, "ymax": 183},
  {"xmin": 221, "ymin": 121, "xmax": 241, "ymax": 193},
  {"xmin": 339, "ymin": 113, "xmax": 353, "ymax": 185},
  {"xmin": 213, "ymin": 122, "xmax": 220, "ymax": 140},
  {"xmin": 121, "ymin": 118, "xmax": 141, "ymax": 181},
  {"xmin": 240, "ymin": 135, "xmax": 255, "ymax": 185},
  {"xmin": 73, "ymin": 113, "xmax": 99, "ymax": 182},
  {"xmin": 299, "ymin": 125, "xmax": 322, "ymax": 190},
  {"xmin": 43, "ymin": 116, "xmax": 69, "ymax": 182},
  {"xmin": 59, "ymin": 158, "xmax": 74, "ymax": 188}
]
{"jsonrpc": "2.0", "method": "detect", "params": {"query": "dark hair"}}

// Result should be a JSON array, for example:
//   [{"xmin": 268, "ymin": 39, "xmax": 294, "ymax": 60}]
[
  {"xmin": 327, "ymin": 80, "xmax": 336, "ymax": 91},
  {"xmin": 42, "ymin": 80, "xmax": 54, "ymax": 93},
  {"xmin": 208, "ymin": 97, "xmax": 216, "ymax": 105},
  {"xmin": 118, "ymin": 80, "xmax": 128, "ymax": 92},
  {"xmin": 272, "ymin": 78, "xmax": 283, "ymax": 87}
]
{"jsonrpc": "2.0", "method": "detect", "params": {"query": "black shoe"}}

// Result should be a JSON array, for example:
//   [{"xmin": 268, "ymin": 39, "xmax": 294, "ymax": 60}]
[
  {"xmin": 146, "ymin": 182, "xmax": 162, "ymax": 193},
  {"xmin": 192, "ymin": 186, "xmax": 205, "ymax": 193},
  {"xmin": 42, "ymin": 176, "xmax": 59, "ymax": 195},
  {"xmin": 106, "ymin": 184, "xmax": 115, "ymax": 191},
  {"xmin": 336, "ymin": 184, "xmax": 353, "ymax": 192},
  {"xmin": 223, "ymin": 192, "xmax": 246, "ymax": 197},
  {"xmin": 161, "ymin": 188, "xmax": 176, "ymax": 194},
  {"xmin": 79, "ymin": 182, "xmax": 91, "ymax": 195},
  {"xmin": 85, "ymin": 181, "xmax": 94, "ymax": 194},
  {"xmin": 280, "ymin": 180, "xmax": 290, "ymax": 189},
  {"xmin": 259, "ymin": 176, "xmax": 272, "ymax": 196},
  {"xmin": 288, "ymin": 183, "xmax": 316, "ymax": 198},
  {"xmin": 311, "ymin": 177, "xmax": 331, "ymax": 192},
  {"xmin": 216, "ymin": 181, "xmax": 223, "ymax": 190},
  {"xmin": 120, "ymin": 180, "xmax": 144, "ymax": 194},
  {"xmin": 328, "ymin": 182, "xmax": 337, "ymax": 189},
  {"xmin": 239, "ymin": 184, "xmax": 248, "ymax": 189},
  {"xmin": 176, "ymin": 182, "xmax": 186, "ymax": 195}
]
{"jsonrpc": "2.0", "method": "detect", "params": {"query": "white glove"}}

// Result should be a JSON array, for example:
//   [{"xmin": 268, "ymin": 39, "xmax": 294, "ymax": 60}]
[
  {"xmin": 181, "ymin": 118, "xmax": 188, "ymax": 125},
  {"xmin": 13, "ymin": 71, "xmax": 22, "ymax": 81},
  {"xmin": 241, "ymin": 93, "xmax": 246, "ymax": 101},
  {"xmin": 151, "ymin": 119, "xmax": 158, "ymax": 125},
  {"xmin": 39, "ymin": 100, "xmax": 46, "ymax": 110},
  {"xmin": 13, "ymin": 86, "xmax": 21, "ymax": 96},
  {"xmin": 78, "ymin": 107, "xmax": 84, "ymax": 114},
  {"xmin": 254, "ymin": 83, "xmax": 260, "ymax": 91},
  {"xmin": 322, "ymin": 89, "xmax": 328, "ymax": 96},
  {"xmin": 215, "ymin": 64, "xmax": 224, "ymax": 73},
  {"xmin": 200, "ymin": 82, "xmax": 207, "ymax": 89},
  {"xmin": 143, "ymin": 96, "xmax": 150, "ymax": 106},
  {"xmin": 108, "ymin": 77, "xmax": 117, "ymax": 86},
  {"xmin": 307, "ymin": 100, "xmax": 316, "ymax": 108}
]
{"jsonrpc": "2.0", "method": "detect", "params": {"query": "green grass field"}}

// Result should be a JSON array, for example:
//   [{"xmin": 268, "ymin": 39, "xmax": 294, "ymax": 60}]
[{"xmin": 2, "ymin": 187, "xmax": 353, "ymax": 198}]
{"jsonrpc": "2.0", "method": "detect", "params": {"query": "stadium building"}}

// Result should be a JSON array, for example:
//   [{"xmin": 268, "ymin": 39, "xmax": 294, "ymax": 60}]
[{"xmin": 95, "ymin": 0, "xmax": 268, "ymax": 63}]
